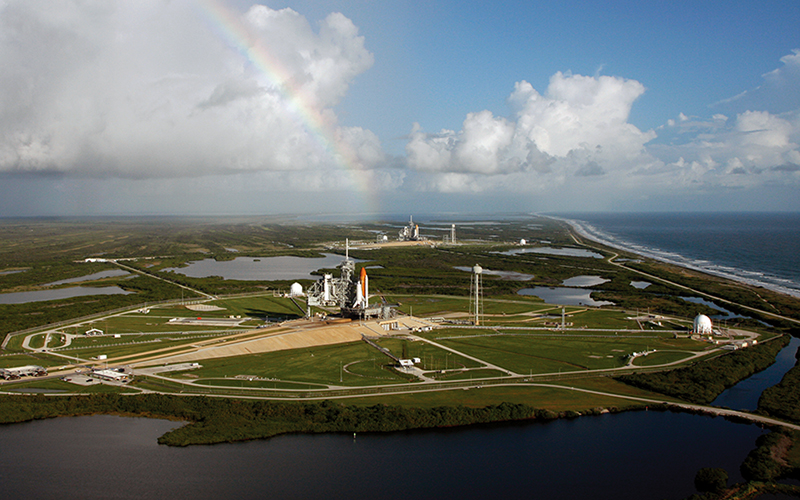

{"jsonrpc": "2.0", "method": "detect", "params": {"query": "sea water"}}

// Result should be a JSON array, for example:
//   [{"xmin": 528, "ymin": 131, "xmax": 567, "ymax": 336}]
[{"xmin": 558, "ymin": 212, "xmax": 800, "ymax": 298}]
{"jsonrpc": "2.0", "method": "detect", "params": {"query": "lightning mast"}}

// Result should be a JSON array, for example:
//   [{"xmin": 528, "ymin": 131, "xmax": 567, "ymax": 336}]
[{"xmin": 470, "ymin": 264, "xmax": 483, "ymax": 326}]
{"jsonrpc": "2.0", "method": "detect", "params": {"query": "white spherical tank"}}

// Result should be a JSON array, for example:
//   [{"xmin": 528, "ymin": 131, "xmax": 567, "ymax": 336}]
[
  {"xmin": 473, "ymin": 264, "xmax": 482, "ymax": 274},
  {"xmin": 520, "ymin": 239, "xmax": 527, "ymax": 245},
  {"xmin": 693, "ymin": 314, "xmax": 713, "ymax": 335},
  {"xmin": 290, "ymin": 282, "xmax": 303, "ymax": 296}
]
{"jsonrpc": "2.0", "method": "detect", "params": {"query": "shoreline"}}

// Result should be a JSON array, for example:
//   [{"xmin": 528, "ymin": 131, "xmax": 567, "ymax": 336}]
[{"xmin": 546, "ymin": 214, "xmax": 800, "ymax": 300}]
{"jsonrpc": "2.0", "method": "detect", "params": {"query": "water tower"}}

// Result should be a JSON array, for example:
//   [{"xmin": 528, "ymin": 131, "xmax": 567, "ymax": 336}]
[{"xmin": 470, "ymin": 264, "xmax": 483, "ymax": 326}]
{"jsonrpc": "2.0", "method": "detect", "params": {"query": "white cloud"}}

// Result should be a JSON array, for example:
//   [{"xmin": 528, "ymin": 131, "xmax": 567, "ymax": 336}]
[
  {"xmin": 0, "ymin": 1, "xmax": 381, "ymax": 178},
  {"xmin": 406, "ymin": 52, "xmax": 800, "ymax": 206},
  {"xmin": 406, "ymin": 72, "xmax": 656, "ymax": 177}
]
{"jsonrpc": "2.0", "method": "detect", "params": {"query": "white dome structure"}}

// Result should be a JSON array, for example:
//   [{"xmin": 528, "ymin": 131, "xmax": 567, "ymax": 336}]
[
  {"xmin": 693, "ymin": 314, "xmax": 713, "ymax": 335},
  {"xmin": 289, "ymin": 282, "xmax": 303, "ymax": 297}
]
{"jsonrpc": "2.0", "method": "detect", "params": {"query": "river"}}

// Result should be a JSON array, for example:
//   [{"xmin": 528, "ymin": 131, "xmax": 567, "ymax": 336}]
[{"xmin": 712, "ymin": 337, "xmax": 800, "ymax": 411}]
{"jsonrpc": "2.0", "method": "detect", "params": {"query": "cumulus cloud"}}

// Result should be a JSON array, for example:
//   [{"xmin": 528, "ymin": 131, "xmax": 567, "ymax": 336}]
[
  {"xmin": 651, "ymin": 107, "xmax": 799, "ymax": 187},
  {"xmin": 406, "ymin": 72, "xmax": 656, "ymax": 178},
  {"xmin": 406, "ymin": 51, "xmax": 800, "ymax": 204},
  {"xmin": 0, "ymin": 0, "xmax": 382, "ymax": 178}
]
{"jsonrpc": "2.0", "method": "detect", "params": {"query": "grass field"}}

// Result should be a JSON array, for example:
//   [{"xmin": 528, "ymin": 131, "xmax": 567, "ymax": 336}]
[
  {"xmin": 169, "ymin": 341, "xmax": 416, "ymax": 387},
  {"xmin": 430, "ymin": 333, "xmax": 683, "ymax": 374},
  {"xmin": 428, "ymin": 368, "xmax": 509, "ymax": 381},
  {"xmin": 199, "ymin": 379, "xmax": 324, "ymax": 390},
  {"xmin": 632, "ymin": 350, "xmax": 696, "ymax": 366},
  {"xmin": 374, "ymin": 337, "xmax": 483, "ymax": 370}
]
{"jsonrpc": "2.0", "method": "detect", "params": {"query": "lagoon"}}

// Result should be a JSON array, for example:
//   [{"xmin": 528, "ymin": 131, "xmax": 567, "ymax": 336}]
[
  {"xmin": 43, "ymin": 269, "xmax": 131, "ymax": 286},
  {"xmin": 562, "ymin": 275, "xmax": 609, "ymax": 287},
  {"xmin": 518, "ymin": 286, "xmax": 613, "ymax": 307},
  {"xmin": 498, "ymin": 246, "xmax": 604, "ymax": 258},
  {"xmin": 0, "ymin": 286, "xmax": 133, "ymax": 305},
  {"xmin": 164, "ymin": 254, "xmax": 357, "ymax": 281}
]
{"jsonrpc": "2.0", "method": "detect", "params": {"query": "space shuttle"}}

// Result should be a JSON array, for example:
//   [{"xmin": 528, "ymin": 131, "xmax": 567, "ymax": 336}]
[{"xmin": 353, "ymin": 267, "xmax": 369, "ymax": 307}]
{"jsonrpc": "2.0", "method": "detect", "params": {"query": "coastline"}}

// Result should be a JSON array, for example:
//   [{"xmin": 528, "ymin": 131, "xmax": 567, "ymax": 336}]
[{"xmin": 547, "ymin": 214, "xmax": 800, "ymax": 299}]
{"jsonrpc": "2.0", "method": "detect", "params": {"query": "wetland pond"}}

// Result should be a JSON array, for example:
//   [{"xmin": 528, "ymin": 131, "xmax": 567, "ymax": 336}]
[
  {"xmin": 0, "ymin": 286, "xmax": 133, "ymax": 305},
  {"xmin": 0, "ymin": 411, "xmax": 768, "ymax": 500},
  {"xmin": 518, "ymin": 286, "xmax": 613, "ymax": 307},
  {"xmin": 43, "ymin": 269, "xmax": 131, "ymax": 286},
  {"xmin": 497, "ymin": 246, "xmax": 604, "ymax": 258},
  {"xmin": 561, "ymin": 275, "xmax": 609, "ymax": 287},
  {"xmin": 164, "ymin": 254, "xmax": 359, "ymax": 281}
]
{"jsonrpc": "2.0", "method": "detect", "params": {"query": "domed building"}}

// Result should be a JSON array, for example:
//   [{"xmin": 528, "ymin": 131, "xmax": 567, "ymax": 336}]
[
  {"xmin": 693, "ymin": 314, "xmax": 713, "ymax": 335},
  {"xmin": 289, "ymin": 282, "xmax": 303, "ymax": 297}
]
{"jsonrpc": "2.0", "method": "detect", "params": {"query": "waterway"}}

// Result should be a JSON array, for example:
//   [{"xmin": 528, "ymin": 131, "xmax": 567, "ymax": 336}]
[
  {"xmin": 712, "ymin": 337, "xmax": 800, "ymax": 411},
  {"xmin": 163, "ymin": 254, "xmax": 357, "ymax": 281},
  {"xmin": 0, "ymin": 412, "xmax": 767, "ymax": 500}
]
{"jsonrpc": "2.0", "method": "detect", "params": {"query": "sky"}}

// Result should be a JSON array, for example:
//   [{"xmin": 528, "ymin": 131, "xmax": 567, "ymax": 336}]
[{"xmin": 1, "ymin": 0, "xmax": 799, "ymax": 216}]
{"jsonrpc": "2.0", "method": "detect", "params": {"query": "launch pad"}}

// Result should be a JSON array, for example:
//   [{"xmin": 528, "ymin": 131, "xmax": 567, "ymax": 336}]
[{"xmin": 306, "ymin": 243, "xmax": 396, "ymax": 320}]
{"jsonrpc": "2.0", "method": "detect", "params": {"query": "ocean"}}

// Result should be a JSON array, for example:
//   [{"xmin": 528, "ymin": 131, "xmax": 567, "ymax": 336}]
[{"xmin": 556, "ymin": 212, "xmax": 800, "ymax": 298}]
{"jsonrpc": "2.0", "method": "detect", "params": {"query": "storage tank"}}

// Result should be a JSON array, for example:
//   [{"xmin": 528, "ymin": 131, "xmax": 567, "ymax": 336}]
[
  {"xmin": 290, "ymin": 282, "xmax": 303, "ymax": 296},
  {"xmin": 693, "ymin": 314, "xmax": 713, "ymax": 335}
]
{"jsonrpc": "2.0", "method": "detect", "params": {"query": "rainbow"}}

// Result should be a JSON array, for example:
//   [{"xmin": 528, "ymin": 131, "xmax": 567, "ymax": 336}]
[{"xmin": 196, "ymin": 0, "xmax": 378, "ymax": 214}]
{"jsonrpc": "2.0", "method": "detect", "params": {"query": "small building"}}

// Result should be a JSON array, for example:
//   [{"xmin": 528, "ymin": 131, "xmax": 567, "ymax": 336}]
[
  {"xmin": 0, "ymin": 365, "xmax": 47, "ymax": 380},
  {"xmin": 91, "ymin": 368, "xmax": 132, "ymax": 383},
  {"xmin": 398, "ymin": 359, "xmax": 414, "ymax": 368},
  {"xmin": 85, "ymin": 328, "xmax": 104, "ymax": 336}
]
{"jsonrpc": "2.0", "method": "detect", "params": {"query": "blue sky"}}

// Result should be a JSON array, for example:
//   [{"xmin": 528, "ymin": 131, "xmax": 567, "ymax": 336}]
[{"xmin": 0, "ymin": 0, "xmax": 799, "ymax": 216}]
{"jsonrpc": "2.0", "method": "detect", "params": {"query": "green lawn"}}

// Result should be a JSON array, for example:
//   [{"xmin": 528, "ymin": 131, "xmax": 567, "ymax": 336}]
[
  {"xmin": 169, "ymin": 341, "xmax": 415, "ymax": 387},
  {"xmin": 433, "ymin": 333, "xmax": 683, "ymax": 374},
  {"xmin": 198, "ymin": 379, "xmax": 324, "ymax": 390},
  {"xmin": 375, "ymin": 337, "xmax": 483, "ymax": 370},
  {"xmin": 632, "ymin": 350, "xmax": 695, "ymax": 366},
  {"xmin": 427, "ymin": 368, "xmax": 508, "ymax": 381}
]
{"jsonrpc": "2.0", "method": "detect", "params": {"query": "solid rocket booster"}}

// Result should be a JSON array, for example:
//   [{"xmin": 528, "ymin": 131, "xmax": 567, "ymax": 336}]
[
  {"xmin": 354, "ymin": 282, "xmax": 363, "ymax": 307},
  {"xmin": 360, "ymin": 267, "xmax": 368, "ymax": 308}
]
